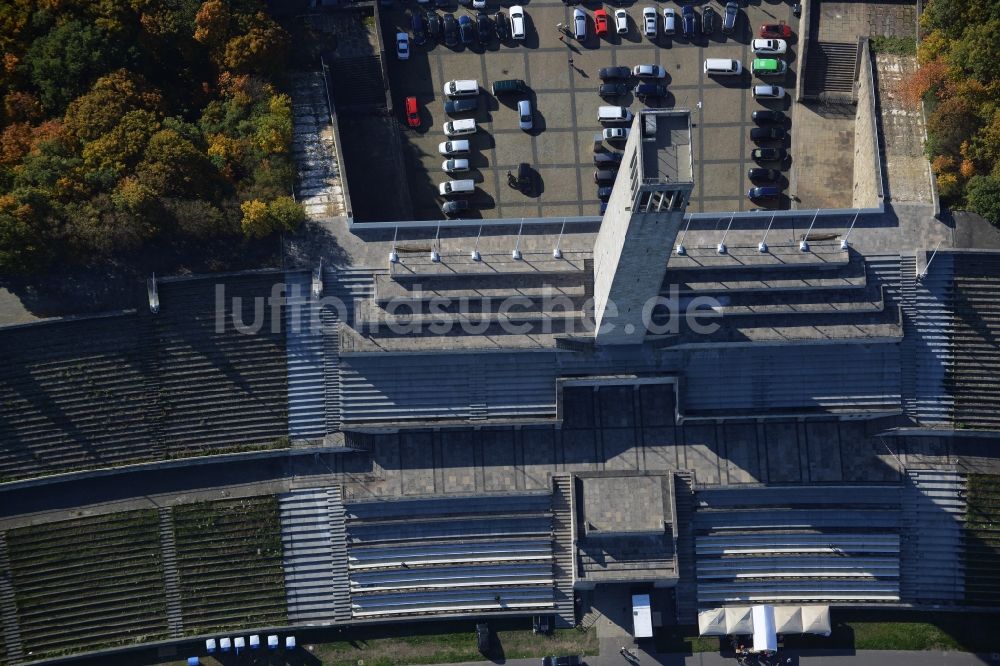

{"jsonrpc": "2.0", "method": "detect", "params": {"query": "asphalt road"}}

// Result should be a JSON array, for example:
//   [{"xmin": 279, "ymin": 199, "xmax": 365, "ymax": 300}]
[{"xmin": 422, "ymin": 650, "xmax": 996, "ymax": 666}]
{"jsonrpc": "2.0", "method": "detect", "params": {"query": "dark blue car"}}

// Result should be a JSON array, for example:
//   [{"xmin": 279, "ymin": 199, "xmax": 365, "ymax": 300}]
[
  {"xmin": 681, "ymin": 5, "xmax": 696, "ymax": 37},
  {"xmin": 458, "ymin": 15, "xmax": 474, "ymax": 45},
  {"xmin": 443, "ymin": 13, "xmax": 458, "ymax": 46},
  {"xmin": 411, "ymin": 12, "xmax": 427, "ymax": 44}
]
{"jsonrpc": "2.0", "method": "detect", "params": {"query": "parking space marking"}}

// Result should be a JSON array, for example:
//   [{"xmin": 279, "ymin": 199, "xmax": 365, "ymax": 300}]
[
  {"xmin": 563, "ymin": 5, "xmax": 585, "ymax": 216},
  {"xmin": 522, "ymin": 50, "xmax": 543, "ymax": 217},
  {"xmin": 478, "ymin": 49, "xmax": 504, "ymax": 216},
  {"xmin": 738, "ymin": 39, "xmax": 750, "ymax": 211},
  {"xmin": 697, "ymin": 29, "xmax": 706, "ymax": 213}
]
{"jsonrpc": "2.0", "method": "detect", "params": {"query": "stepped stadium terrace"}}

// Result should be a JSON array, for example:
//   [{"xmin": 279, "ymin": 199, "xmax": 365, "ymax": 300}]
[{"xmin": 1, "ymin": 8, "xmax": 1000, "ymax": 665}]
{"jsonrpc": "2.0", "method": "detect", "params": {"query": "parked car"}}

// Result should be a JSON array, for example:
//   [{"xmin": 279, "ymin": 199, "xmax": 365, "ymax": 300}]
[
  {"xmin": 751, "ymin": 109, "xmax": 786, "ymax": 124},
  {"xmin": 747, "ymin": 167, "xmax": 781, "ymax": 182},
  {"xmin": 597, "ymin": 186, "xmax": 613, "ymax": 201},
  {"xmin": 427, "ymin": 12, "xmax": 441, "ymax": 39},
  {"xmin": 444, "ymin": 79, "xmax": 479, "ymax": 97},
  {"xmin": 614, "ymin": 9, "xmax": 628, "ymax": 34},
  {"xmin": 594, "ymin": 169, "xmax": 616, "ymax": 184},
  {"xmin": 573, "ymin": 8, "xmax": 587, "ymax": 39},
  {"xmin": 594, "ymin": 8, "xmax": 609, "ymax": 36},
  {"xmin": 443, "ymin": 117, "xmax": 477, "ymax": 136},
  {"xmin": 752, "ymin": 58, "xmax": 788, "ymax": 76},
  {"xmin": 443, "ymin": 158, "xmax": 470, "ymax": 172},
  {"xmin": 442, "ymin": 199, "xmax": 470, "ymax": 217},
  {"xmin": 495, "ymin": 11, "xmax": 509, "ymax": 39},
  {"xmin": 681, "ymin": 5, "xmax": 696, "ymax": 37},
  {"xmin": 476, "ymin": 12, "xmax": 491, "ymax": 43},
  {"xmin": 662, "ymin": 7, "xmax": 676, "ymax": 34},
  {"xmin": 599, "ymin": 82, "xmax": 628, "ymax": 97},
  {"xmin": 702, "ymin": 6, "xmax": 716, "ymax": 35},
  {"xmin": 747, "ymin": 185, "xmax": 781, "ymax": 202},
  {"xmin": 509, "ymin": 5, "xmax": 526, "ymax": 39},
  {"xmin": 603, "ymin": 127, "xmax": 630, "ymax": 142},
  {"xmin": 752, "ymin": 38, "xmax": 787, "ymax": 55},
  {"xmin": 750, "ymin": 126, "xmax": 786, "ymax": 142},
  {"xmin": 642, "ymin": 6, "xmax": 657, "ymax": 38},
  {"xmin": 759, "ymin": 23, "xmax": 792, "ymax": 38},
  {"xmin": 753, "ymin": 84, "xmax": 786, "ymax": 99},
  {"xmin": 395, "ymin": 32, "xmax": 410, "ymax": 60},
  {"xmin": 633, "ymin": 64, "xmax": 666, "ymax": 78},
  {"xmin": 476, "ymin": 624, "xmax": 491, "ymax": 655},
  {"xmin": 438, "ymin": 139, "xmax": 471, "ymax": 155},
  {"xmin": 404, "ymin": 96, "xmax": 421, "ymax": 127},
  {"xmin": 599, "ymin": 66, "xmax": 631, "ymax": 80},
  {"xmin": 542, "ymin": 657, "xmax": 581, "ymax": 666},
  {"xmin": 518, "ymin": 99, "xmax": 533, "ymax": 130},
  {"xmin": 634, "ymin": 82, "xmax": 667, "ymax": 99},
  {"xmin": 458, "ymin": 15, "xmax": 474, "ymax": 44},
  {"xmin": 473, "ymin": 0, "xmax": 486, "ymax": 8},
  {"xmin": 722, "ymin": 1, "xmax": 738, "ymax": 34},
  {"xmin": 439, "ymin": 178, "xmax": 475, "ymax": 196},
  {"xmin": 594, "ymin": 151, "xmax": 623, "ymax": 166},
  {"xmin": 750, "ymin": 146, "xmax": 787, "ymax": 161},
  {"xmin": 443, "ymin": 13, "xmax": 458, "ymax": 45},
  {"xmin": 444, "ymin": 97, "xmax": 478, "ymax": 114}
]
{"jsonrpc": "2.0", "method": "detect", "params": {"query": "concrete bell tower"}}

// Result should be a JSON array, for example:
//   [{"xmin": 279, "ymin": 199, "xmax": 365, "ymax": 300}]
[{"xmin": 592, "ymin": 110, "xmax": 694, "ymax": 345}]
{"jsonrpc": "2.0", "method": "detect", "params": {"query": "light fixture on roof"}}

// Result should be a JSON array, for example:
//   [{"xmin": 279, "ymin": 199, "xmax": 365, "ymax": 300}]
[
  {"xmin": 389, "ymin": 226, "xmax": 399, "ymax": 264},
  {"xmin": 801, "ymin": 209, "xmax": 819, "ymax": 252},
  {"xmin": 675, "ymin": 215, "xmax": 691, "ymax": 256},
  {"xmin": 512, "ymin": 221, "xmax": 523, "ymax": 261},
  {"xmin": 471, "ymin": 224, "xmax": 482, "ymax": 261},
  {"xmin": 431, "ymin": 223, "xmax": 441, "ymax": 262},
  {"xmin": 759, "ymin": 213, "xmax": 775, "ymax": 253},
  {"xmin": 553, "ymin": 220, "xmax": 565, "ymax": 259},
  {"xmin": 841, "ymin": 208, "xmax": 859, "ymax": 250},
  {"xmin": 718, "ymin": 211, "xmax": 735, "ymax": 255}
]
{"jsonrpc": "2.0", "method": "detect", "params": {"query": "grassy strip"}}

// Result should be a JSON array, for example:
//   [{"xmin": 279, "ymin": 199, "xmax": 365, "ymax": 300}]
[
  {"xmin": 870, "ymin": 35, "xmax": 916, "ymax": 56},
  {"xmin": 781, "ymin": 610, "xmax": 1000, "ymax": 652},
  {"xmin": 964, "ymin": 474, "xmax": 1000, "ymax": 605}
]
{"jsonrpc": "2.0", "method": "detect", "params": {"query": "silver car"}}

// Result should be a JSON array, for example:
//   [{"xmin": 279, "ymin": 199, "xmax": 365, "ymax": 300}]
[{"xmin": 642, "ymin": 6, "xmax": 657, "ymax": 38}]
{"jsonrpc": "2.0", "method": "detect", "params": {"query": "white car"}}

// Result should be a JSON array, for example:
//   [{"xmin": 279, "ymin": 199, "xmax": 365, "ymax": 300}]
[
  {"xmin": 603, "ymin": 127, "xmax": 630, "ymax": 141},
  {"xmin": 752, "ymin": 38, "xmax": 788, "ymax": 55},
  {"xmin": 663, "ymin": 7, "xmax": 676, "ymax": 34},
  {"xmin": 438, "ymin": 139, "xmax": 471, "ymax": 155},
  {"xmin": 473, "ymin": 0, "xmax": 487, "ymax": 8},
  {"xmin": 614, "ymin": 9, "xmax": 628, "ymax": 34},
  {"xmin": 573, "ymin": 8, "xmax": 587, "ymax": 40},
  {"xmin": 753, "ymin": 84, "xmax": 786, "ymax": 99},
  {"xmin": 442, "ymin": 158, "xmax": 470, "ymax": 172},
  {"xmin": 642, "ymin": 6, "xmax": 657, "ymax": 38},
  {"xmin": 518, "ymin": 99, "xmax": 533, "ymax": 131},
  {"xmin": 509, "ymin": 5, "xmax": 526, "ymax": 40},
  {"xmin": 443, "ymin": 79, "xmax": 479, "ymax": 98},
  {"xmin": 395, "ymin": 32, "xmax": 409, "ymax": 60},
  {"xmin": 633, "ymin": 64, "xmax": 666, "ymax": 78}
]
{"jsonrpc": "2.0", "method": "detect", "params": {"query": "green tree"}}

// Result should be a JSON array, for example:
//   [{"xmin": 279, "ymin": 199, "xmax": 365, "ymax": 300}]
[
  {"xmin": 83, "ymin": 110, "xmax": 161, "ymax": 179},
  {"xmin": 25, "ymin": 20, "xmax": 123, "ymax": 112},
  {"xmin": 967, "ymin": 175, "xmax": 1000, "ymax": 225},
  {"xmin": 948, "ymin": 19, "xmax": 1000, "ymax": 82},
  {"xmin": 926, "ymin": 96, "xmax": 979, "ymax": 158},
  {"xmin": 64, "ymin": 69, "xmax": 163, "ymax": 143},
  {"xmin": 135, "ymin": 127, "xmax": 218, "ymax": 198},
  {"xmin": 223, "ymin": 12, "xmax": 288, "ymax": 74}
]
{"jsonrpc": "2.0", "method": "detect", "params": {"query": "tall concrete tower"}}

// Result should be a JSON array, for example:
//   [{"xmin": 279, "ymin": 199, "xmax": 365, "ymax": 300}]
[{"xmin": 592, "ymin": 110, "xmax": 694, "ymax": 345}]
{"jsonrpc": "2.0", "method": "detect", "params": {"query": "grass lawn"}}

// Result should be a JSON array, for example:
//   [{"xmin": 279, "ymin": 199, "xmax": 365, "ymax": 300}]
[{"xmin": 782, "ymin": 610, "xmax": 1000, "ymax": 652}]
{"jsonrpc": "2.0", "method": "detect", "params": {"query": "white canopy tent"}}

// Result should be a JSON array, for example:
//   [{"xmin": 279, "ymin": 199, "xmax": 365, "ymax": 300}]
[
  {"xmin": 751, "ymin": 605, "xmax": 777, "ymax": 653},
  {"xmin": 698, "ymin": 605, "xmax": 832, "ymax": 646}
]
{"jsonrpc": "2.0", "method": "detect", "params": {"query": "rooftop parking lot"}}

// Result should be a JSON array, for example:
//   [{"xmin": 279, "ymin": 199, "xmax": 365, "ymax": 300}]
[{"xmin": 381, "ymin": 0, "xmax": 798, "ymax": 220}]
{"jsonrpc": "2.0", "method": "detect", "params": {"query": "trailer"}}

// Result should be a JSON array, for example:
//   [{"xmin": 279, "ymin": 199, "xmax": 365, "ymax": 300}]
[{"xmin": 631, "ymin": 594, "xmax": 653, "ymax": 639}]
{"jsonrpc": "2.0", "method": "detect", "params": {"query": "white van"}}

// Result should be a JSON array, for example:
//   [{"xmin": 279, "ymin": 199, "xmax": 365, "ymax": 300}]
[
  {"xmin": 704, "ymin": 58, "xmax": 742, "ymax": 75},
  {"xmin": 598, "ymin": 105, "xmax": 633, "ymax": 123},
  {"xmin": 443, "ymin": 118, "xmax": 477, "ymax": 136},
  {"xmin": 438, "ymin": 179, "xmax": 475, "ymax": 196},
  {"xmin": 509, "ymin": 5, "xmax": 526, "ymax": 40},
  {"xmin": 443, "ymin": 79, "xmax": 479, "ymax": 98}
]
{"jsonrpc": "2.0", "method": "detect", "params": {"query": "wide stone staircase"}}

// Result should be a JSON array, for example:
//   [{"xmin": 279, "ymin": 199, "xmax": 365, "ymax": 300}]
[
  {"xmin": 285, "ymin": 270, "xmax": 327, "ymax": 441},
  {"xmin": 291, "ymin": 72, "xmax": 347, "ymax": 219},
  {"xmin": 327, "ymin": 56, "xmax": 387, "ymax": 114},
  {"xmin": 551, "ymin": 475, "xmax": 577, "ymax": 628},
  {"xmin": 803, "ymin": 41, "xmax": 858, "ymax": 99},
  {"xmin": 900, "ymin": 469, "xmax": 965, "ymax": 604}
]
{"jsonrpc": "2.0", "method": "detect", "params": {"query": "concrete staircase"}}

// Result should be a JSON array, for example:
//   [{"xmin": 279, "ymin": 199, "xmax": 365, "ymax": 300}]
[
  {"xmin": 327, "ymin": 56, "xmax": 387, "ymax": 114},
  {"xmin": 0, "ymin": 532, "xmax": 25, "ymax": 665},
  {"xmin": 948, "ymin": 254, "xmax": 1000, "ymax": 429},
  {"xmin": 901, "ymin": 469, "xmax": 965, "ymax": 603},
  {"xmin": 286, "ymin": 271, "xmax": 327, "ymax": 441},
  {"xmin": 672, "ymin": 471, "xmax": 697, "ymax": 623},
  {"xmin": 804, "ymin": 41, "xmax": 858, "ymax": 98},
  {"xmin": 290, "ymin": 72, "xmax": 346, "ymax": 219},
  {"xmin": 551, "ymin": 475, "xmax": 577, "ymax": 628},
  {"xmin": 157, "ymin": 507, "xmax": 185, "ymax": 637},
  {"xmin": 280, "ymin": 488, "xmax": 342, "ymax": 625}
]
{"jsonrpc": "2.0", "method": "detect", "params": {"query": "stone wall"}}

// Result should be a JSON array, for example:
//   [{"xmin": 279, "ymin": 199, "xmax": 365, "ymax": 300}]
[{"xmin": 852, "ymin": 39, "xmax": 883, "ymax": 209}]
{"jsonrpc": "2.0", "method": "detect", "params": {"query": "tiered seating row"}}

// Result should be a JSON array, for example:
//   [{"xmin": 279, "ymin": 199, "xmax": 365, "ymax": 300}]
[
  {"xmin": 173, "ymin": 496, "xmax": 287, "ymax": 634},
  {"xmin": 6, "ymin": 510, "xmax": 168, "ymax": 658}
]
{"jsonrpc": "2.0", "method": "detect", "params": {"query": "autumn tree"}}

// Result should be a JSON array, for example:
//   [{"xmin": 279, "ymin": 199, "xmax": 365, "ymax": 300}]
[
  {"xmin": 223, "ymin": 12, "xmax": 289, "ymax": 74},
  {"xmin": 64, "ymin": 70, "xmax": 163, "ymax": 143},
  {"xmin": 25, "ymin": 20, "xmax": 123, "ymax": 112},
  {"xmin": 967, "ymin": 176, "xmax": 1000, "ymax": 225}
]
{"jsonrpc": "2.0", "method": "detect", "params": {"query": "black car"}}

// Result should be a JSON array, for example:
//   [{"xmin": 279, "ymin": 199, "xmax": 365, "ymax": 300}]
[
  {"xmin": 515, "ymin": 162, "xmax": 534, "ymax": 194},
  {"xmin": 476, "ymin": 623, "xmax": 491, "ymax": 655},
  {"xmin": 749, "ymin": 126, "xmax": 787, "ymax": 142},
  {"xmin": 599, "ymin": 82, "xmax": 628, "ymax": 97},
  {"xmin": 634, "ymin": 82, "xmax": 667, "ymax": 98},
  {"xmin": 747, "ymin": 185, "xmax": 781, "ymax": 202},
  {"xmin": 426, "ymin": 12, "xmax": 441, "ymax": 39},
  {"xmin": 681, "ymin": 5, "xmax": 696, "ymax": 37},
  {"xmin": 747, "ymin": 167, "xmax": 781, "ymax": 182},
  {"xmin": 702, "ymin": 6, "xmax": 716, "ymax": 35},
  {"xmin": 542, "ymin": 657, "xmax": 581, "ymax": 666},
  {"xmin": 444, "ymin": 97, "xmax": 479, "ymax": 114},
  {"xmin": 594, "ymin": 169, "xmax": 616, "ymax": 184},
  {"xmin": 723, "ymin": 1, "xmax": 738, "ymax": 34},
  {"xmin": 443, "ymin": 13, "xmax": 458, "ymax": 45},
  {"xmin": 751, "ymin": 147, "xmax": 788, "ymax": 162},
  {"xmin": 495, "ymin": 11, "xmax": 509, "ymax": 39},
  {"xmin": 594, "ymin": 151, "xmax": 624, "ymax": 166},
  {"xmin": 476, "ymin": 12, "xmax": 491, "ymax": 43},
  {"xmin": 442, "ymin": 199, "xmax": 470, "ymax": 217},
  {"xmin": 599, "ymin": 66, "xmax": 631, "ymax": 80},
  {"xmin": 458, "ymin": 14, "xmax": 474, "ymax": 44},
  {"xmin": 752, "ymin": 109, "xmax": 786, "ymax": 124},
  {"xmin": 411, "ymin": 12, "xmax": 427, "ymax": 44},
  {"xmin": 597, "ymin": 186, "xmax": 613, "ymax": 201}
]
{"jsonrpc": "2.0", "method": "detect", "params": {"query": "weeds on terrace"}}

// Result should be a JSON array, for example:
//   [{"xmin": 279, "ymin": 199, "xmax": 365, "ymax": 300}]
[{"xmin": 870, "ymin": 36, "xmax": 916, "ymax": 56}]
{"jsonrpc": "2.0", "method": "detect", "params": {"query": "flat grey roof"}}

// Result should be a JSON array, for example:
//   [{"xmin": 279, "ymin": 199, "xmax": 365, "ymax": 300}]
[{"xmin": 640, "ymin": 110, "xmax": 694, "ymax": 185}]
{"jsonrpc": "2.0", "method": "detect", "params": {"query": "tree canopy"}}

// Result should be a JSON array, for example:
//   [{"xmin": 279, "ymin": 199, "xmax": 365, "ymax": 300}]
[
  {"xmin": 0, "ymin": 0, "xmax": 303, "ymax": 273},
  {"xmin": 917, "ymin": 0, "xmax": 1000, "ymax": 224}
]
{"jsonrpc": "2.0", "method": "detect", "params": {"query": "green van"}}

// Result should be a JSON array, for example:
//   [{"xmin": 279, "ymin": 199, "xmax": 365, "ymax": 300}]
[{"xmin": 752, "ymin": 58, "xmax": 787, "ymax": 76}]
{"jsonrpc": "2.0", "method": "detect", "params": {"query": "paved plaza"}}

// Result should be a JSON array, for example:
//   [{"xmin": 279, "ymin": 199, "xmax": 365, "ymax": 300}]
[{"xmin": 380, "ymin": 0, "xmax": 798, "ymax": 219}]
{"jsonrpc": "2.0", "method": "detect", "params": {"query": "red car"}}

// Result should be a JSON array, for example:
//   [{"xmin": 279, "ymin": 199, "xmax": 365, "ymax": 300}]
[
  {"xmin": 759, "ymin": 23, "xmax": 792, "ymax": 38},
  {"xmin": 405, "ymin": 96, "xmax": 420, "ymax": 128},
  {"xmin": 594, "ymin": 9, "xmax": 609, "ymax": 37}
]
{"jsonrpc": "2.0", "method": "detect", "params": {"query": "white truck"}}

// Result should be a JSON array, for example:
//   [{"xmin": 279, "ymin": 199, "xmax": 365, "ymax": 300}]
[{"xmin": 631, "ymin": 594, "xmax": 653, "ymax": 639}]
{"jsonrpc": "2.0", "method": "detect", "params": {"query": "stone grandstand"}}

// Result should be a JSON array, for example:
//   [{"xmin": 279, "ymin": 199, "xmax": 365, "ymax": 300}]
[{"xmin": 1, "ymin": 112, "xmax": 1000, "ymax": 664}]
